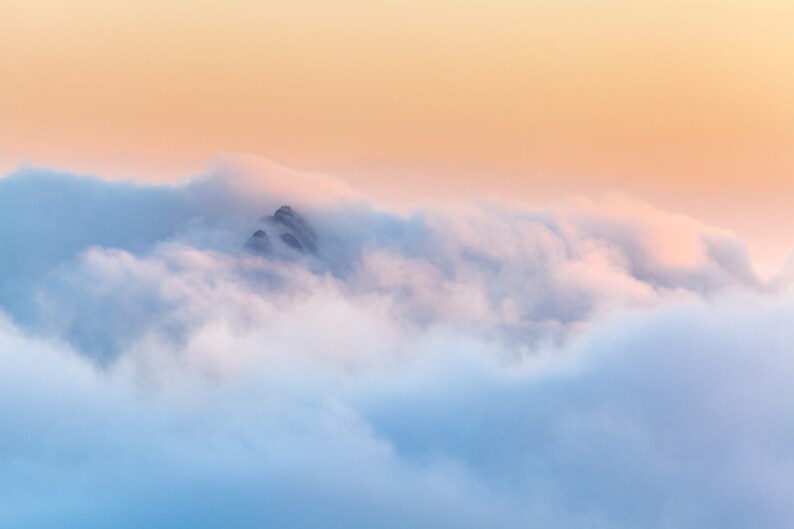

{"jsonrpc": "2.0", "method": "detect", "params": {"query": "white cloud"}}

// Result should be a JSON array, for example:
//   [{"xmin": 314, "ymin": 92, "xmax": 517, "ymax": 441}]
[{"xmin": 0, "ymin": 157, "xmax": 790, "ymax": 528}]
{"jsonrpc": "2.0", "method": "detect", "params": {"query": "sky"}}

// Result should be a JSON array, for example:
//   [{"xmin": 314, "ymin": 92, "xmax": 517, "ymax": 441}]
[
  {"xmin": 2, "ymin": 0, "xmax": 794, "ymax": 263},
  {"xmin": 2, "ymin": 2, "xmax": 794, "ymax": 527}
]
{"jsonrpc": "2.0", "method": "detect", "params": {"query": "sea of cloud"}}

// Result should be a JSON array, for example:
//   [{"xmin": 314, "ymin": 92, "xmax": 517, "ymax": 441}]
[{"xmin": 0, "ymin": 155, "xmax": 792, "ymax": 528}]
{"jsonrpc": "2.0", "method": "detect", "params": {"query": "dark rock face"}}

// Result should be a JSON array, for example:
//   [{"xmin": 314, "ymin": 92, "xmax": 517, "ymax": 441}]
[
  {"xmin": 245, "ymin": 229, "xmax": 271, "ymax": 253},
  {"xmin": 263, "ymin": 205, "xmax": 317, "ymax": 253},
  {"xmin": 270, "ymin": 205, "xmax": 300, "ymax": 227},
  {"xmin": 279, "ymin": 232, "xmax": 304, "ymax": 252},
  {"xmin": 245, "ymin": 205, "xmax": 317, "ymax": 256}
]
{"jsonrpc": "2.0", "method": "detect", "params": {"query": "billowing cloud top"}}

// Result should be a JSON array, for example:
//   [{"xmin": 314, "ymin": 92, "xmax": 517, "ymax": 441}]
[{"xmin": 0, "ymin": 157, "xmax": 791, "ymax": 528}]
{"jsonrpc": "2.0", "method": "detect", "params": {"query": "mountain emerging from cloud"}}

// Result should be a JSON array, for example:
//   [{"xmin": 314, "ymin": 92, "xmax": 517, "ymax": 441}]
[
  {"xmin": 245, "ymin": 205, "xmax": 318, "ymax": 256},
  {"xmin": 0, "ymin": 155, "xmax": 792, "ymax": 528}
]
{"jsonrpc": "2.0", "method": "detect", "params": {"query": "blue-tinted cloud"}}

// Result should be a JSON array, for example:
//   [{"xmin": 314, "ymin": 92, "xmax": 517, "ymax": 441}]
[{"xmin": 0, "ymin": 157, "xmax": 789, "ymax": 528}]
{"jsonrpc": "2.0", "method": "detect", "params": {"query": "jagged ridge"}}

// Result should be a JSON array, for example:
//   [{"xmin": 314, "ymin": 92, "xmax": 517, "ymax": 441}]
[{"xmin": 245, "ymin": 205, "xmax": 317, "ymax": 255}]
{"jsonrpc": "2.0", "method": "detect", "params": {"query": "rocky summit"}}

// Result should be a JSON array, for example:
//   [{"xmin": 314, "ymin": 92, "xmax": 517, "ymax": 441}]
[{"xmin": 245, "ymin": 205, "xmax": 317, "ymax": 256}]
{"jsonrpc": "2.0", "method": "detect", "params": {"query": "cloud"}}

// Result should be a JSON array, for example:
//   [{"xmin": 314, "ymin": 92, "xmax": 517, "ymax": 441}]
[{"xmin": 0, "ymin": 156, "xmax": 789, "ymax": 528}]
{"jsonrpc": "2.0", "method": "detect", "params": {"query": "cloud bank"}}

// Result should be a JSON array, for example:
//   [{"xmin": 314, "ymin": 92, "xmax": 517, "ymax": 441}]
[{"xmin": 0, "ymin": 156, "xmax": 791, "ymax": 528}]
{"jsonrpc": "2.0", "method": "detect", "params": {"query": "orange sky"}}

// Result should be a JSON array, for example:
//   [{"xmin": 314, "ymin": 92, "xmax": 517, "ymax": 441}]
[{"xmin": 2, "ymin": 0, "xmax": 793, "ymax": 264}]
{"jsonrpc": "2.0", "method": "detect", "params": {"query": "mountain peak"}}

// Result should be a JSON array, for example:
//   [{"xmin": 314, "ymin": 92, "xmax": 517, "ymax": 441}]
[{"xmin": 246, "ymin": 205, "xmax": 317, "ymax": 256}]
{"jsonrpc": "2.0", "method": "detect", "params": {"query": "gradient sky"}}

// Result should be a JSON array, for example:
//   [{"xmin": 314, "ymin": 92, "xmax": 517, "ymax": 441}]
[{"xmin": 2, "ymin": 0, "xmax": 793, "ymax": 262}]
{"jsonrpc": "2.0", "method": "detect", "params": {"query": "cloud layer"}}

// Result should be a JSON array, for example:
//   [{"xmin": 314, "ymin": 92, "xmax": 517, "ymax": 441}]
[{"xmin": 0, "ymin": 156, "xmax": 791, "ymax": 528}]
